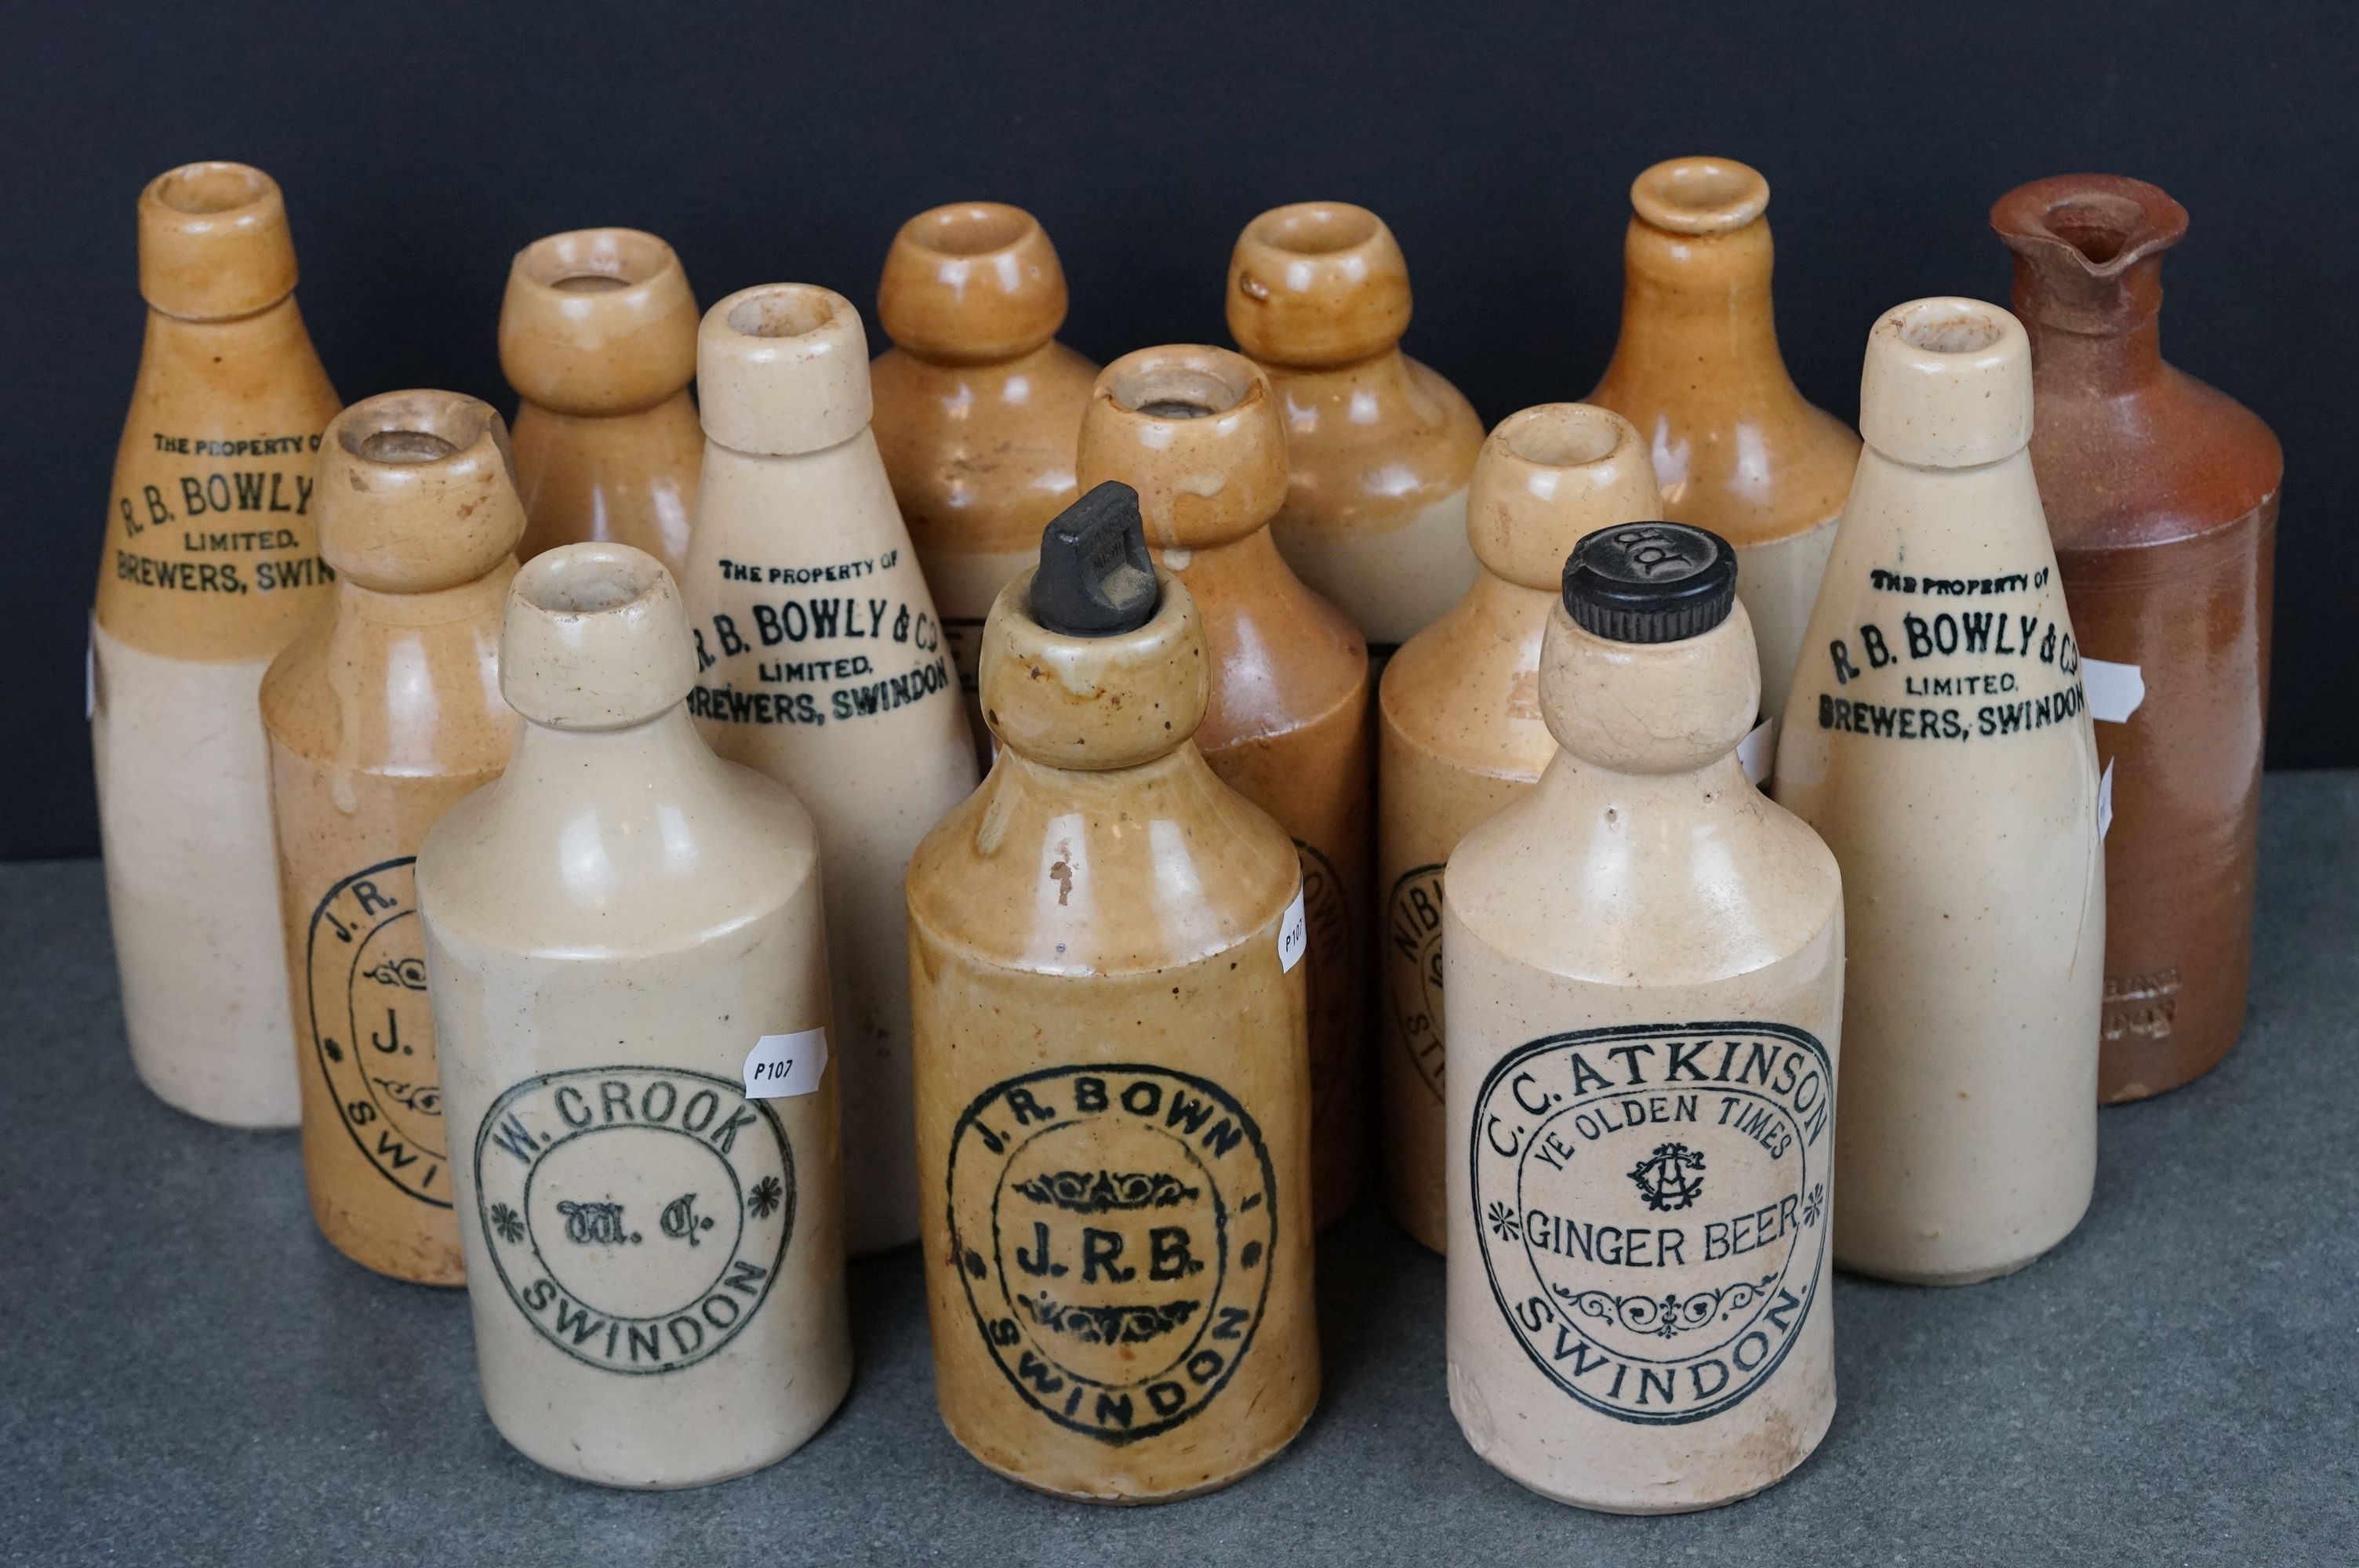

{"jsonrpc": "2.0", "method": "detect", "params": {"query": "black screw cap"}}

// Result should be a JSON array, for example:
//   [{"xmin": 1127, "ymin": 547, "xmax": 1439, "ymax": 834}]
[
  {"xmin": 1561, "ymin": 522, "xmax": 1738, "ymax": 644},
  {"xmin": 1030, "ymin": 481, "xmax": 1158, "ymax": 637}
]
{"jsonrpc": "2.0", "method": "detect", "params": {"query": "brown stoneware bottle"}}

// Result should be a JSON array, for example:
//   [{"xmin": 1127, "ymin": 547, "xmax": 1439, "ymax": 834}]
[
  {"xmin": 1077, "ymin": 346, "xmax": 1372, "ymax": 1229},
  {"xmin": 94, "ymin": 161, "xmax": 340, "ymax": 1129},
  {"xmin": 263, "ymin": 390, "xmax": 526, "ymax": 1286},
  {"xmin": 1992, "ymin": 175, "xmax": 2281, "ymax": 1102},
  {"xmin": 907, "ymin": 484, "xmax": 1318, "ymax": 1501},
  {"xmin": 1589, "ymin": 158, "xmax": 1860, "ymax": 753},
  {"xmin": 500, "ymin": 227, "xmax": 702, "ymax": 579},
  {"xmin": 1377, "ymin": 403, "xmax": 1661, "ymax": 1253},
  {"xmin": 871, "ymin": 201, "xmax": 1100, "ymax": 764},
  {"xmin": 1227, "ymin": 201, "xmax": 1485, "ymax": 659}
]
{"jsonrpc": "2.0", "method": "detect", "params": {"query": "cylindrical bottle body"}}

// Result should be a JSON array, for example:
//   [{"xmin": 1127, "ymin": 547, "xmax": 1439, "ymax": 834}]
[
  {"xmin": 1736, "ymin": 523, "xmax": 1839, "ymax": 727},
  {"xmin": 509, "ymin": 391, "xmax": 701, "ymax": 578}
]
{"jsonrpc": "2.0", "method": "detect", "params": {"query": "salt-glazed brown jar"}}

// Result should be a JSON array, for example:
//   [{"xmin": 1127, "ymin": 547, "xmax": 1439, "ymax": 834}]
[
  {"xmin": 1076, "ymin": 346, "xmax": 1372, "ymax": 1229},
  {"xmin": 94, "ymin": 161, "xmax": 340, "ymax": 1129},
  {"xmin": 500, "ymin": 228, "xmax": 703, "ymax": 579},
  {"xmin": 907, "ymin": 485, "xmax": 1318, "ymax": 1502},
  {"xmin": 1227, "ymin": 201, "xmax": 1485, "ymax": 657},
  {"xmin": 1588, "ymin": 158, "xmax": 1860, "ymax": 750},
  {"xmin": 1992, "ymin": 175, "xmax": 2281, "ymax": 1102},
  {"xmin": 420, "ymin": 543, "xmax": 849, "ymax": 1488},
  {"xmin": 262, "ymin": 391, "xmax": 526, "ymax": 1286},
  {"xmin": 1446, "ymin": 524, "xmax": 1841, "ymax": 1512},
  {"xmin": 871, "ymin": 201, "xmax": 1100, "ymax": 764},
  {"xmin": 1377, "ymin": 404, "xmax": 1661, "ymax": 1254}
]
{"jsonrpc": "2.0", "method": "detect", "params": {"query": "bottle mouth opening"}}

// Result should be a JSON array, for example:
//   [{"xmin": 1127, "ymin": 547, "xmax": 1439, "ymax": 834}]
[
  {"xmin": 519, "ymin": 546, "xmax": 665, "ymax": 615},
  {"xmin": 1631, "ymin": 158, "xmax": 1769, "ymax": 235},
  {"xmin": 339, "ymin": 395, "xmax": 491, "ymax": 463},
  {"xmin": 725, "ymin": 285, "xmax": 838, "ymax": 339},
  {"xmin": 1896, "ymin": 305, "xmax": 2002, "ymax": 355},
  {"xmin": 1107, "ymin": 358, "xmax": 1252, "ymax": 420},
  {"xmin": 1250, "ymin": 202, "xmax": 1380, "ymax": 256},
  {"xmin": 516, "ymin": 228, "xmax": 673, "ymax": 292},
  {"xmin": 2041, "ymin": 194, "xmax": 2146, "ymax": 265},
  {"xmin": 153, "ymin": 162, "xmax": 271, "ymax": 216},
  {"xmin": 1499, "ymin": 405, "xmax": 1625, "ymax": 468},
  {"xmin": 908, "ymin": 202, "xmax": 1034, "ymax": 257}
]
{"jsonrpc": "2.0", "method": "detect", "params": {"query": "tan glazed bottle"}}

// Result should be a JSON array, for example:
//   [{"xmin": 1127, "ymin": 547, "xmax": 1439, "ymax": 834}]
[
  {"xmin": 1774, "ymin": 299, "xmax": 2103, "ymax": 1284},
  {"xmin": 93, "ymin": 162, "xmax": 340, "ymax": 1127},
  {"xmin": 262, "ymin": 391, "xmax": 526, "ymax": 1285},
  {"xmin": 1076, "ymin": 346, "xmax": 1372, "ymax": 1228},
  {"xmin": 1227, "ymin": 201, "xmax": 1484, "ymax": 656},
  {"xmin": 1588, "ymin": 158, "xmax": 1860, "ymax": 746},
  {"xmin": 419, "ymin": 543, "xmax": 850, "ymax": 1488},
  {"xmin": 907, "ymin": 484, "xmax": 1318, "ymax": 1501},
  {"xmin": 1445, "ymin": 523, "xmax": 1842, "ymax": 1511},
  {"xmin": 1378, "ymin": 404, "xmax": 1662, "ymax": 1253},
  {"xmin": 499, "ymin": 228, "xmax": 703, "ymax": 579},
  {"xmin": 679, "ymin": 284, "xmax": 980, "ymax": 1254},
  {"xmin": 871, "ymin": 201, "xmax": 1099, "ymax": 763}
]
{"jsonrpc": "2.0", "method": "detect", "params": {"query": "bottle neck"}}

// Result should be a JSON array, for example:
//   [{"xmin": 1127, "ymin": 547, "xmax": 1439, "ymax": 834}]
[
  {"xmin": 2012, "ymin": 256, "xmax": 2169, "ymax": 397},
  {"xmin": 335, "ymin": 557, "xmax": 517, "ymax": 627},
  {"xmin": 1597, "ymin": 220, "xmax": 1805, "ymax": 409},
  {"xmin": 501, "ymin": 705, "xmax": 730, "ymax": 804}
]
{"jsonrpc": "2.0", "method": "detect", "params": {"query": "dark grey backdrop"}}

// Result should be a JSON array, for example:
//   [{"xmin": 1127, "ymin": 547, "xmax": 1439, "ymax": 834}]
[{"xmin": 5, "ymin": 0, "xmax": 2352, "ymax": 858}]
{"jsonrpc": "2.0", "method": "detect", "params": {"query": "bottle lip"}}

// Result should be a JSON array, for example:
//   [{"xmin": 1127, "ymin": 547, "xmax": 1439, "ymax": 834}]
[
  {"xmin": 1470, "ymin": 405, "xmax": 1660, "ymax": 592},
  {"xmin": 1857, "ymin": 297, "xmax": 2034, "ymax": 468},
  {"xmin": 502, "ymin": 542, "xmax": 696, "ymax": 729},
  {"xmin": 500, "ymin": 227, "xmax": 699, "ymax": 413},
  {"xmin": 696, "ymin": 283, "xmax": 874, "ymax": 456},
  {"xmin": 1078, "ymin": 346, "xmax": 1289, "ymax": 550},
  {"xmin": 1630, "ymin": 157, "xmax": 1770, "ymax": 237},
  {"xmin": 1990, "ymin": 173, "xmax": 2187, "ymax": 280},
  {"xmin": 318, "ymin": 390, "xmax": 525, "ymax": 593},
  {"xmin": 137, "ymin": 162, "xmax": 300, "ymax": 320},
  {"xmin": 878, "ymin": 201, "xmax": 1067, "ymax": 361},
  {"xmin": 1227, "ymin": 200, "xmax": 1412, "ymax": 366}
]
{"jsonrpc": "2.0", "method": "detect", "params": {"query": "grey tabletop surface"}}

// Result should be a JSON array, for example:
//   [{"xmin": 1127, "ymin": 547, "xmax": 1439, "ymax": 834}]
[{"xmin": 3, "ymin": 773, "xmax": 2355, "ymax": 1568}]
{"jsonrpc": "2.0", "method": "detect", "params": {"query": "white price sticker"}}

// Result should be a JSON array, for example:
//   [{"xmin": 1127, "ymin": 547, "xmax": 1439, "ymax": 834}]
[
  {"xmin": 743, "ymin": 1027, "xmax": 828, "ymax": 1100},
  {"xmin": 1738, "ymin": 717, "xmax": 1776, "ymax": 786},
  {"xmin": 1278, "ymin": 885, "xmax": 1308, "ymax": 973},
  {"xmin": 2082, "ymin": 659, "xmax": 2146, "ymax": 725},
  {"xmin": 2099, "ymin": 759, "xmax": 2116, "ymax": 840}
]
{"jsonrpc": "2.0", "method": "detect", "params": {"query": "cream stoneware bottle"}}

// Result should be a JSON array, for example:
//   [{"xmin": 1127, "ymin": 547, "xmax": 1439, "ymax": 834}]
[
  {"xmin": 1445, "ymin": 522, "xmax": 1842, "ymax": 1512},
  {"xmin": 419, "ymin": 543, "xmax": 850, "ymax": 1489},
  {"xmin": 500, "ymin": 227, "xmax": 703, "ymax": 579},
  {"xmin": 1227, "ymin": 201, "xmax": 1484, "ymax": 658},
  {"xmin": 1378, "ymin": 403, "xmax": 1661, "ymax": 1253},
  {"xmin": 871, "ymin": 201, "xmax": 1099, "ymax": 764},
  {"xmin": 1076, "ymin": 345, "xmax": 1372, "ymax": 1228},
  {"xmin": 263, "ymin": 391, "xmax": 526, "ymax": 1285},
  {"xmin": 1774, "ymin": 298, "xmax": 2103, "ymax": 1285},
  {"xmin": 679, "ymin": 283, "xmax": 980, "ymax": 1254},
  {"xmin": 1588, "ymin": 158, "xmax": 1861, "ymax": 753},
  {"xmin": 94, "ymin": 161, "xmax": 340, "ymax": 1127},
  {"xmin": 907, "ymin": 483, "xmax": 1318, "ymax": 1502}
]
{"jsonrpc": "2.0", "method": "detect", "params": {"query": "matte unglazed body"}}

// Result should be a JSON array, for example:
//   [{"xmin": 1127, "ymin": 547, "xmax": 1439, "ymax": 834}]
[
  {"xmin": 908, "ymin": 568, "xmax": 1318, "ymax": 1502},
  {"xmin": 93, "ymin": 162, "xmax": 340, "ymax": 1128},
  {"xmin": 871, "ymin": 202, "xmax": 1099, "ymax": 764},
  {"xmin": 1378, "ymin": 405, "xmax": 1662, "ymax": 1253},
  {"xmin": 1446, "ymin": 600, "xmax": 1841, "ymax": 1512},
  {"xmin": 1077, "ymin": 346, "xmax": 1371, "ymax": 1228},
  {"xmin": 1993, "ymin": 176, "xmax": 2281, "ymax": 1102},
  {"xmin": 262, "ymin": 392, "xmax": 525, "ymax": 1285},
  {"xmin": 500, "ymin": 228, "xmax": 703, "ymax": 579},
  {"xmin": 419, "ymin": 544, "xmax": 849, "ymax": 1488},
  {"xmin": 1774, "ymin": 299, "xmax": 2103, "ymax": 1285},
  {"xmin": 679, "ymin": 284, "xmax": 979, "ymax": 1254}
]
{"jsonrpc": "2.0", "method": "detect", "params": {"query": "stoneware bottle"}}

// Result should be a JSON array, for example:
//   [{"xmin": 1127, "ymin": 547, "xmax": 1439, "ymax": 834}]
[
  {"xmin": 1378, "ymin": 403, "xmax": 1661, "ymax": 1254},
  {"xmin": 1992, "ymin": 175, "xmax": 2281, "ymax": 1102},
  {"xmin": 1774, "ymin": 298, "xmax": 2103, "ymax": 1284},
  {"xmin": 871, "ymin": 201, "xmax": 1099, "ymax": 763},
  {"xmin": 500, "ymin": 227, "xmax": 703, "ymax": 579},
  {"xmin": 907, "ymin": 483, "xmax": 1318, "ymax": 1502},
  {"xmin": 262, "ymin": 390, "xmax": 526, "ymax": 1286},
  {"xmin": 678, "ymin": 283, "xmax": 979, "ymax": 1254},
  {"xmin": 1227, "ymin": 201, "xmax": 1484, "ymax": 658},
  {"xmin": 93, "ymin": 161, "xmax": 340, "ymax": 1128},
  {"xmin": 1076, "ymin": 345, "xmax": 1372, "ymax": 1229},
  {"xmin": 1445, "ymin": 522, "xmax": 1842, "ymax": 1512},
  {"xmin": 1588, "ymin": 158, "xmax": 1861, "ymax": 751},
  {"xmin": 419, "ymin": 543, "xmax": 850, "ymax": 1489}
]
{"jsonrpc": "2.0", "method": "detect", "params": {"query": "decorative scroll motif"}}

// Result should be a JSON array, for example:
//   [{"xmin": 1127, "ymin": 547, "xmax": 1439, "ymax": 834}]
[
  {"xmin": 1554, "ymin": 1274, "xmax": 1779, "ymax": 1340},
  {"xmin": 1021, "ymin": 1291, "xmax": 1201, "ymax": 1345},
  {"xmin": 364, "ymin": 956, "xmax": 429, "ymax": 990},
  {"xmin": 1011, "ymin": 1170, "xmax": 1201, "ymax": 1214}
]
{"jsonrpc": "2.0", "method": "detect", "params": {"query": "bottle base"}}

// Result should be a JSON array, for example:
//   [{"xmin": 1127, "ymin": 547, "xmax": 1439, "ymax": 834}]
[
  {"xmin": 945, "ymin": 1399, "xmax": 1313, "ymax": 1505},
  {"xmin": 488, "ymin": 1369, "xmax": 851, "ymax": 1490},
  {"xmin": 1467, "ymin": 1392, "xmax": 1834, "ymax": 1515}
]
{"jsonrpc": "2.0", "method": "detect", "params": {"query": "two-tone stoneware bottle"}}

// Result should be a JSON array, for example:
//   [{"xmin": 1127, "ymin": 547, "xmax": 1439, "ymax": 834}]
[
  {"xmin": 907, "ymin": 483, "xmax": 1318, "ymax": 1501},
  {"xmin": 678, "ymin": 283, "xmax": 979, "ymax": 1254},
  {"xmin": 1377, "ymin": 403, "xmax": 1661, "ymax": 1253},
  {"xmin": 1446, "ymin": 522, "xmax": 1841, "ymax": 1512},
  {"xmin": 871, "ymin": 201, "xmax": 1099, "ymax": 764},
  {"xmin": 420, "ymin": 543, "xmax": 849, "ymax": 1488},
  {"xmin": 94, "ymin": 162, "xmax": 340, "ymax": 1127},
  {"xmin": 499, "ymin": 227, "xmax": 703, "ymax": 579},
  {"xmin": 1775, "ymin": 299, "xmax": 2103, "ymax": 1284},
  {"xmin": 262, "ymin": 391, "xmax": 526, "ymax": 1285},
  {"xmin": 1993, "ymin": 175, "xmax": 2281, "ymax": 1102},
  {"xmin": 1227, "ymin": 201, "xmax": 1484, "ymax": 661},
  {"xmin": 1588, "ymin": 158, "xmax": 1860, "ymax": 754},
  {"xmin": 1076, "ymin": 345, "xmax": 1372, "ymax": 1228}
]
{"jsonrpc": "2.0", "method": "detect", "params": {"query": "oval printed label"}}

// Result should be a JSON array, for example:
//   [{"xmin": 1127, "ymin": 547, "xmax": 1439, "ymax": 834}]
[
  {"xmin": 1470, "ymin": 1022, "xmax": 1831, "ymax": 1425},
  {"xmin": 947, "ymin": 1065, "xmax": 1279, "ymax": 1444},
  {"xmin": 1386, "ymin": 864, "xmax": 1448, "ymax": 1103},
  {"xmin": 305, "ymin": 858, "xmax": 446, "ymax": 1205},
  {"xmin": 473, "ymin": 1065, "xmax": 794, "ymax": 1376}
]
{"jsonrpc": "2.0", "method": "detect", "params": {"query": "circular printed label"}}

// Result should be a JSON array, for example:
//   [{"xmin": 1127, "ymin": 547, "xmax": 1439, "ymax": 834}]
[
  {"xmin": 1385, "ymin": 865, "xmax": 1448, "ymax": 1102},
  {"xmin": 947, "ymin": 1065, "xmax": 1279, "ymax": 1444},
  {"xmin": 1296, "ymin": 840, "xmax": 1354, "ymax": 1127},
  {"xmin": 473, "ymin": 1065, "xmax": 794, "ymax": 1375},
  {"xmin": 305, "ymin": 859, "xmax": 446, "ymax": 1204},
  {"xmin": 1470, "ymin": 1022, "xmax": 1831, "ymax": 1425}
]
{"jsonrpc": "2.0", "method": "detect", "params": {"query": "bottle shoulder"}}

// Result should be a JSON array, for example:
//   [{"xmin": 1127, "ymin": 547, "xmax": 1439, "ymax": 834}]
[
  {"xmin": 1176, "ymin": 539, "xmax": 1369, "ymax": 750},
  {"xmin": 1262, "ymin": 352, "xmax": 1482, "ymax": 526},
  {"xmin": 871, "ymin": 343, "xmax": 1098, "ymax": 550},
  {"xmin": 2032, "ymin": 367, "xmax": 2283, "ymax": 553},
  {"xmin": 260, "ymin": 591, "xmax": 518, "ymax": 776},
  {"xmin": 1380, "ymin": 583, "xmax": 1555, "ymax": 776}
]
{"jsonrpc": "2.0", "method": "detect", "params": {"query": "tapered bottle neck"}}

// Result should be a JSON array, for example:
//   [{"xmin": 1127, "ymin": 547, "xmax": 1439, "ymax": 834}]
[
  {"xmin": 1598, "ymin": 220, "xmax": 1805, "ymax": 407},
  {"xmin": 2012, "ymin": 260, "xmax": 2168, "ymax": 397}
]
